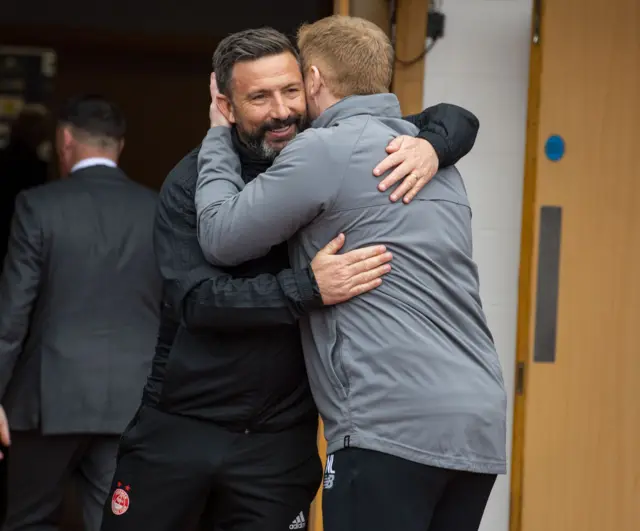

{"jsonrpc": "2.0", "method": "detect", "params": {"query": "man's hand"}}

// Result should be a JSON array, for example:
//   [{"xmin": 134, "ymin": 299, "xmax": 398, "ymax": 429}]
[
  {"xmin": 311, "ymin": 234, "xmax": 392, "ymax": 305},
  {"xmin": 373, "ymin": 136, "xmax": 440, "ymax": 204},
  {"xmin": 209, "ymin": 73, "xmax": 230, "ymax": 128},
  {"xmin": 0, "ymin": 405, "xmax": 10, "ymax": 459}
]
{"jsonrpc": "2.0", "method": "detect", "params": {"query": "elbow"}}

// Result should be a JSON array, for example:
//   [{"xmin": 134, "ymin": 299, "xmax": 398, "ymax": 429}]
[
  {"xmin": 458, "ymin": 106, "xmax": 480, "ymax": 138},
  {"xmin": 197, "ymin": 229, "xmax": 240, "ymax": 268},
  {"xmin": 196, "ymin": 208, "xmax": 231, "ymax": 267},
  {"xmin": 198, "ymin": 233, "xmax": 226, "ymax": 267},
  {"xmin": 200, "ymin": 246, "xmax": 234, "ymax": 268},
  {"xmin": 466, "ymin": 111, "xmax": 480, "ymax": 140}
]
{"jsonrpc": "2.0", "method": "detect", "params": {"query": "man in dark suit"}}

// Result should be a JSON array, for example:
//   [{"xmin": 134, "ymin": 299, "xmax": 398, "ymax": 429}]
[{"xmin": 0, "ymin": 95, "xmax": 162, "ymax": 531}]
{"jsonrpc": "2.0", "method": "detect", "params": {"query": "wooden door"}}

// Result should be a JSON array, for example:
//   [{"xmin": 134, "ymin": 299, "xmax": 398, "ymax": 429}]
[{"xmin": 512, "ymin": 0, "xmax": 640, "ymax": 530}]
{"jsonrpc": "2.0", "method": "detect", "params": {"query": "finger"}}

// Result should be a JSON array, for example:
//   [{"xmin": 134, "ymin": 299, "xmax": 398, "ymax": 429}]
[
  {"xmin": 379, "ymin": 161, "xmax": 415, "ymax": 195},
  {"xmin": 0, "ymin": 419, "xmax": 10, "ymax": 447},
  {"xmin": 373, "ymin": 151, "xmax": 404, "ymax": 179},
  {"xmin": 0, "ymin": 426, "xmax": 9, "ymax": 447},
  {"xmin": 348, "ymin": 277, "xmax": 383, "ymax": 297},
  {"xmin": 342, "ymin": 244, "xmax": 387, "ymax": 264},
  {"xmin": 350, "ymin": 263, "xmax": 392, "ymax": 286},
  {"xmin": 384, "ymin": 135, "xmax": 405, "ymax": 154},
  {"xmin": 347, "ymin": 252, "xmax": 392, "ymax": 275},
  {"xmin": 402, "ymin": 175, "xmax": 430, "ymax": 204},
  {"xmin": 320, "ymin": 233, "xmax": 346, "ymax": 255},
  {"xmin": 210, "ymin": 73, "xmax": 219, "ymax": 97},
  {"xmin": 389, "ymin": 173, "xmax": 421, "ymax": 203}
]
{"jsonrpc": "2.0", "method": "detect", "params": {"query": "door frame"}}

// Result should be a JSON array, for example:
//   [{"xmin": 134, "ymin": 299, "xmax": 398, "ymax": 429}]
[{"xmin": 508, "ymin": 2, "xmax": 544, "ymax": 531}]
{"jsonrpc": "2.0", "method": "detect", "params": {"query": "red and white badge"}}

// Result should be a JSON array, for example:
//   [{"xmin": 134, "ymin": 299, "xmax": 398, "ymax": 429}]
[{"xmin": 111, "ymin": 483, "xmax": 131, "ymax": 515}]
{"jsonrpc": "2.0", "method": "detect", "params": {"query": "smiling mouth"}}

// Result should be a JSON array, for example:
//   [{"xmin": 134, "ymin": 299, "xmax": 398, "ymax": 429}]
[{"xmin": 266, "ymin": 125, "xmax": 295, "ymax": 140}]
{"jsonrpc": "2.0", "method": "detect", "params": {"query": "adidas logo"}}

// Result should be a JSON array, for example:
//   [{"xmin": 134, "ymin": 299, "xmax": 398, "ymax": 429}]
[{"xmin": 289, "ymin": 511, "xmax": 306, "ymax": 529}]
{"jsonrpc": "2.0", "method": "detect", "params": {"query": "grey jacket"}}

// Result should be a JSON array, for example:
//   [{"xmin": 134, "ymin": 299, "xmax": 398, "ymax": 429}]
[
  {"xmin": 195, "ymin": 95, "xmax": 507, "ymax": 474},
  {"xmin": 0, "ymin": 165, "xmax": 162, "ymax": 435}
]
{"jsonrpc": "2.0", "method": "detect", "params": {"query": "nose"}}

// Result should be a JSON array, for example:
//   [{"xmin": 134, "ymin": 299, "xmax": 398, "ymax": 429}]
[{"xmin": 270, "ymin": 94, "xmax": 291, "ymax": 121}]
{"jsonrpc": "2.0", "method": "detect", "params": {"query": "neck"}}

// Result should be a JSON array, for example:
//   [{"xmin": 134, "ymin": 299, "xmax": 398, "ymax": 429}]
[
  {"xmin": 72, "ymin": 148, "xmax": 118, "ymax": 167},
  {"xmin": 314, "ymin": 89, "xmax": 341, "ymax": 119}
]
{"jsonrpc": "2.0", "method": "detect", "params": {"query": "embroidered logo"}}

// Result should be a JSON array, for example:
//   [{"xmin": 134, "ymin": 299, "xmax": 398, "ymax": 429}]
[{"xmin": 111, "ymin": 482, "xmax": 131, "ymax": 516}]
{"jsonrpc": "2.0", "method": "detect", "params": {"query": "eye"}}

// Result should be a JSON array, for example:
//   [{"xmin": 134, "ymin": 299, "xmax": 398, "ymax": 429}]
[
  {"xmin": 287, "ymin": 87, "xmax": 300, "ymax": 94},
  {"xmin": 251, "ymin": 94, "xmax": 266, "ymax": 102}
]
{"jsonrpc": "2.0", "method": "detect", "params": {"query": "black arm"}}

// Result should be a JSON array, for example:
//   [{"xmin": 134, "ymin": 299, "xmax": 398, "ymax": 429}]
[
  {"xmin": 404, "ymin": 103, "xmax": 480, "ymax": 167},
  {"xmin": 155, "ymin": 149, "xmax": 323, "ymax": 332},
  {"xmin": 0, "ymin": 191, "xmax": 44, "ymax": 397}
]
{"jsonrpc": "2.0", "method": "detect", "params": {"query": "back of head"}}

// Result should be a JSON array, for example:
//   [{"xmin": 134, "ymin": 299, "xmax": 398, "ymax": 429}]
[
  {"xmin": 297, "ymin": 15, "xmax": 394, "ymax": 99},
  {"xmin": 58, "ymin": 94, "xmax": 126, "ymax": 149},
  {"xmin": 56, "ymin": 95, "xmax": 126, "ymax": 175},
  {"xmin": 212, "ymin": 27, "xmax": 300, "ymax": 97}
]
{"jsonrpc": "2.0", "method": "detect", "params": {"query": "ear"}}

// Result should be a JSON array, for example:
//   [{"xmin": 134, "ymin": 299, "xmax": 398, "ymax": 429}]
[
  {"xmin": 62, "ymin": 126, "xmax": 75, "ymax": 149},
  {"xmin": 117, "ymin": 138, "xmax": 125, "ymax": 156},
  {"xmin": 216, "ymin": 94, "xmax": 236, "ymax": 125},
  {"xmin": 307, "ymin": 65, "xmax": 323, "ymax": 98}
]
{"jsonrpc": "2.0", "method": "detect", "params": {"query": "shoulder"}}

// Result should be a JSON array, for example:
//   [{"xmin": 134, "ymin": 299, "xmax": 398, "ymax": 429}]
[
  {"xmin": 309, "ymin": 116, "xmax": 372, "ymax": 163},
  {"xmin": 121, "ymin": 176, "xmax": 158, "ymax": 203},
  {"xmin": 274, "ymin": 128, "xmax": 348, "ymax": 172},
  {"xmin": 17, "ymin": 178, "xmax": 69, "ymax": 209},
  {"xmin": 11, "ymin": 180, "xmax": 64, "ymax": 227},
  {"xmin": 428, "ymin": 164, "xmax": 470, "ymax": 204},
  {"xmin": 159, "ymin": 147, "xmax": 199, "ymax": 205},
  {"xmin": 279, "ymin": 129, "xmax": 328, "ymax": 158},
  {"xmin": 156, "ymin": 147, "xmax": 200, "ymax": 230}
]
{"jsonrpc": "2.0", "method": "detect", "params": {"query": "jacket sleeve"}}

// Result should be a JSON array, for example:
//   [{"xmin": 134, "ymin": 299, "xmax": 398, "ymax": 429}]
[
  {"xmin": 195, "ymin": 127, "xmax": 334, "ymax": 267},
  {"xmin": 404, "ymin": 103, "xmax": 480, "ymax": 167},
  {"xmin": 0, "ymin": 191, "xmax": 44, "ymax": 399},
  {"xmin": 156, "ymin": 151, "xmax": 323, "ymax": 332}
]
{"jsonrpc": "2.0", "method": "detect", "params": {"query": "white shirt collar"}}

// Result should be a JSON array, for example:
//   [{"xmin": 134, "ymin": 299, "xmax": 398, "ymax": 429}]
[{"xmin": 71, "ymin": 157, "xmax": 117, "ymax": 174}]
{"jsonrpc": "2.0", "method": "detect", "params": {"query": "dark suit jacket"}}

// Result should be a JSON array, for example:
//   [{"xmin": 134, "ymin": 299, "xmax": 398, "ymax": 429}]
[{"xmin": 0, "ymin": 164, "xmax": 162, "ymax": 435}]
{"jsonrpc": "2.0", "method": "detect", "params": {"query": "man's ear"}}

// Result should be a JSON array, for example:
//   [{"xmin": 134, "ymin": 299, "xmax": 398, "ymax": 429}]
[
  {"xmin": 62, "ymin": 126, "xmax": 75, "ymax": 149},
  {"xmin": 307, "ymin": 66, "xmax": 323, "ymax": 98},
  {"xmin": 216, "ymin": 94, "xmax": 236, "ymax": 125}
]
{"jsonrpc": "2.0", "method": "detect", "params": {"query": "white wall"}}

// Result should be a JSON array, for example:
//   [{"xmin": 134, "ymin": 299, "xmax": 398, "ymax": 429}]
[{"xmin": 422, "ymin": 1, "xmax": 533, "ymax": 530}]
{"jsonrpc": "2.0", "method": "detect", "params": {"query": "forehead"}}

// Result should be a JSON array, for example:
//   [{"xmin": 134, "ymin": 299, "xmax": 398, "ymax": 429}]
[{"xmin": 230, "ymin": 53, "xmax": 302, "ymax": 96}]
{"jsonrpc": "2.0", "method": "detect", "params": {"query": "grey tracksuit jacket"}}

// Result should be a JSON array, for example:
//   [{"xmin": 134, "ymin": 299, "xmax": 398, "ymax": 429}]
[{"xmin": 194, "ymin": 94, "xmax": 507, "ymax": 474}]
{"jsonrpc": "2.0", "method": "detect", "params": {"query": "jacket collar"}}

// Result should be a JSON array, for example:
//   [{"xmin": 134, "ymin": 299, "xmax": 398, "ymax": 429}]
[{"xmin": 312, "ymin": 94, "xmax": 402, "ymax": 129}]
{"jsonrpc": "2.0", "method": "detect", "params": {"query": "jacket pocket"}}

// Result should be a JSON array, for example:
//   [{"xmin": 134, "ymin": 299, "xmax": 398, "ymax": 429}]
[
  {"xmin": 117, "ymin": 405, "xmax": 145, "ymax": 462},
  {"xmin": 328, "ymin": 324, "xmax": 350, "ymax": 397}
]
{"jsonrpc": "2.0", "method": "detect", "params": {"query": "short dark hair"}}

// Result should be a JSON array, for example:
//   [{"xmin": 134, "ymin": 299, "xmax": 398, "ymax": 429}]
[
  {"xmin": 58, "ymin": 95, "xmax": 126, "ymax": 145},
  {"xmin": 212, "ymin": 28, "xmax": 300, "ymax": 97}
]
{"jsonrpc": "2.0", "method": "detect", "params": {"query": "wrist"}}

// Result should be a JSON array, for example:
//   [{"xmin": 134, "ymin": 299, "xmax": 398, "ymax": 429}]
[
  {"xmin": 416, "ymin": 132, "xmax": 446, "ymax": 164},
  {"xmin": 303, "ymin": 265, "xmax": 325, "ymax": 309}
]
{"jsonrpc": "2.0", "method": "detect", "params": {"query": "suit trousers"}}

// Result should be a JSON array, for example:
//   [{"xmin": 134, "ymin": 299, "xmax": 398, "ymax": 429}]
[{"xmin": 2, "ymin": 432, "xmax": 119, "ymax": 531}]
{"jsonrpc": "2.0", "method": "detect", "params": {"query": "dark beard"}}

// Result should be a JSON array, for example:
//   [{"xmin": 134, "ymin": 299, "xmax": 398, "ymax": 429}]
[{"xmin": 241, "ymin": 114, "xmax": 309, "ymax": 161}]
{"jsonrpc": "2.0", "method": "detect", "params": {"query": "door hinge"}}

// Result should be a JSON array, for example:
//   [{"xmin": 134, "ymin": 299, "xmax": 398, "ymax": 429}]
[{"xmin": 516, "ymin": 361, "xmax": 526, "ymax": 395}]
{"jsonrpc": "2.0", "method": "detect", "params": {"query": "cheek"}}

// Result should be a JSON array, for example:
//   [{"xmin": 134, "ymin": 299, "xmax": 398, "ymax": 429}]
[
  {"xmin": 289, "ymin": 93, "xmax": 307, "ymax": 116},
  {"xmin": 236, "ymin": 104, "xmax": 271, "ymax": 132}
]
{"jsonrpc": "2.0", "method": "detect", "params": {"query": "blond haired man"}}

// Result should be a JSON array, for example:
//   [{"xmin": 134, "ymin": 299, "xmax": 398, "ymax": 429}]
[{"xmin": 195, "ymin": 16, "xmax": 507, "ymax": 531}]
